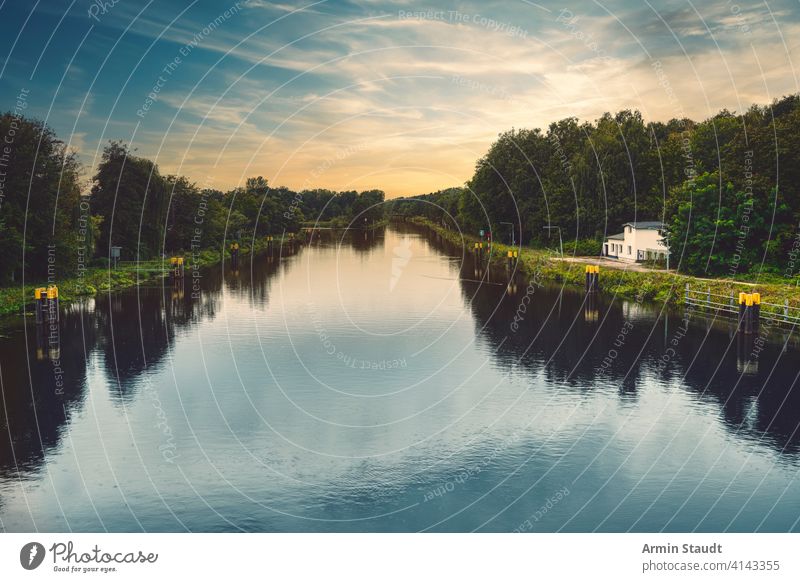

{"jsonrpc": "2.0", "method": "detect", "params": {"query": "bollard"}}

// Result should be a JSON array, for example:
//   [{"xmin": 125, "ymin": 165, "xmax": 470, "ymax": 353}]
[
  {"xmin": 46, "ymin": 286, "xmax": 59, "ymax": 323},
  {"xmin": 752, "ymin": 292, "xmax": 760, "ymax": 334},
  {"xmin": 738, "ymin": 292, "xmax": 747, "ymax": 330},
  {"xmin": 585, "ymin": 265, "xmax": 599, "ymax": 293},
  {"xmin": 507, "ymin": 250, "xmax": 513, "ymax": 271},
  {"xmin": 34, "ymin": 287, "xmax": 47, "ymax": 324},
  {"xmin": 744, "ymin": 293, "xmax": 754, "ymax": 334}
]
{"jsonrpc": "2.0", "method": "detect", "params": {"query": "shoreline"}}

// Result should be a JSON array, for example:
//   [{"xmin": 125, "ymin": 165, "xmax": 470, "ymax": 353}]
[
  {"xmin": 409, "ymin": 218, "xmax": 800, "ymax": 320},
  {"xmin": 0, "ymin": 237, "xmax": 283, "ymax": 318}
]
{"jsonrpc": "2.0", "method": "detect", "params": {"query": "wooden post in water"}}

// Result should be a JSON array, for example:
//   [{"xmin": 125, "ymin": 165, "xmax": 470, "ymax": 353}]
[
  {"xmin": 585, "ymin": 265, "xmax": 599, "ymax": 293},
  {"xmin": 752, "ymin": 292, "xmax": 760, "ymax": 334},
  {"xmin": 738, "ymin": 292, "xmax": 747, "ymax": 331},
  {"xmin": 34, "ymin": 287, "xmax": 47, "ymax": 324},
  {"xmin": 46, "ymin": 286, "xmax": 59, "ymax": 323},
  {"xmin": 744, "ymin": 293, "xmax": 754, "ymax": 334}
]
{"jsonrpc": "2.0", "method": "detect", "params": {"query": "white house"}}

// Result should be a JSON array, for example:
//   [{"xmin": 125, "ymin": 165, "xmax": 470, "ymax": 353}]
[{"xmin": 603, "ymin": 221, "xmax": 669, "ymax": 263}]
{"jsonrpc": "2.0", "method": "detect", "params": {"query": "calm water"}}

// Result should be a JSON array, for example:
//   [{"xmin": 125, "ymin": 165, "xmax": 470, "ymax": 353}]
[{"xmin": 1, "ymin": 224, "xmax": 799, "ymax": 532}]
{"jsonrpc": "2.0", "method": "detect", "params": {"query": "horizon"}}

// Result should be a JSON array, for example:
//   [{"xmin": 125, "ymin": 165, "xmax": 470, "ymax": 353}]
[{"xmin": 2, "ymin": 0, "xmax": 799, "ymax": 198}]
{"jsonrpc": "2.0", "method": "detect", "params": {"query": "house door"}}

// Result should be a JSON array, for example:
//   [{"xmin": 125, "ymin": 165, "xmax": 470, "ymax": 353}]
[{"xmin": 637, "ymin": 249, "xmax": 644, "ymax": 261}]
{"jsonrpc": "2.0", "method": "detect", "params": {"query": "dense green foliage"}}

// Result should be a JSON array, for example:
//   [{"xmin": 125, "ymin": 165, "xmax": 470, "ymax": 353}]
[
  {"xmin": 0, "ymin": 114, "xmax": 83, "ymax": 283},
  {"xmin": 392, "ymin": 95, "xmax": 800, "ymax": 276},
  {"xmin": 0, "ymin": 117, "xmax": 385, "ymax": 283}
]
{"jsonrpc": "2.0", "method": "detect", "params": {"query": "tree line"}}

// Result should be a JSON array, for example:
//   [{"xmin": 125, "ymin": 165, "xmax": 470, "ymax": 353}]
[
  {"xmin": 0, "ymin": 115, "xmax": 384, "ymax": 284},
  {"xmin": 390, "ymin": 94, "xmax": 800, "ymax": 276}
]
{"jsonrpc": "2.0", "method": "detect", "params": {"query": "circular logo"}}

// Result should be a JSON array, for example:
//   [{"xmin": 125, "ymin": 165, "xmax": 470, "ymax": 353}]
[{"xmin": 20, "ymin": 542, "xmax": 46, "ymax": 570}]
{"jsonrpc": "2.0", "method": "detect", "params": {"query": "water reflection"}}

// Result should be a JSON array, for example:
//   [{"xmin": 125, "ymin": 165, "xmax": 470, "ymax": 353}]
[
  {"xmin": 0, "ymin": 224, "xmax": 798, "ymax": 531},
  {"xmin": 417, "ymin": 222, "xmax": 800, "ymax": 458}
]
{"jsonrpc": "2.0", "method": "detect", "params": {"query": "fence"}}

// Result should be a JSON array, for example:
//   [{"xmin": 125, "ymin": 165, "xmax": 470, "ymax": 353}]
[{"xmin": 684, "ymin": 284, "xmax": 800, "ymax": 327}]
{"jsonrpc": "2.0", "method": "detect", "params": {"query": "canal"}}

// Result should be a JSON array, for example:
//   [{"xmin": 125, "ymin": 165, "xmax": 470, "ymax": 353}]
[{"xmin": 1, "ymin": 224, "xmax": 799, "ymax": 532}]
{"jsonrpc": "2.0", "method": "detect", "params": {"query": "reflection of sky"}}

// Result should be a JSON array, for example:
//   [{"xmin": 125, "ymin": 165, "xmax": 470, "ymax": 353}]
[
  {"xmin": 2, "ymin": 0, "xmax": 798, "ymax": 196},
  {"xmin": 2, "ymin": 229, "xmax": 800, "ymax": 532}
]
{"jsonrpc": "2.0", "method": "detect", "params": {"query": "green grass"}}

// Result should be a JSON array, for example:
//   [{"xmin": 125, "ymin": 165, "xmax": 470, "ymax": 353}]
[{"xmin": 0, "ymin": 237, "xmax": 281, "ymax": 317}]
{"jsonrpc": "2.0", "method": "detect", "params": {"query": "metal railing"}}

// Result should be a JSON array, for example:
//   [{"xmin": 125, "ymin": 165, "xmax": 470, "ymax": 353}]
[{"xmin": 684, "ymin": 284, "xmax": 800, "ymax": 326}]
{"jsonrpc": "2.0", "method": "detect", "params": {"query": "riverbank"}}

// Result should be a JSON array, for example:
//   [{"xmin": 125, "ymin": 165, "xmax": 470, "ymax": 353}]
[
  {"xmin": 0, "ymin": 238, "xmax": 280, "ymax": 317},
  {"xmin": 411, "ymin": 218, "xmax": 800, "ymax": 318},
  {"xmin": 302, "ymin": 218, "xmax": 389, "ymax": 230}
]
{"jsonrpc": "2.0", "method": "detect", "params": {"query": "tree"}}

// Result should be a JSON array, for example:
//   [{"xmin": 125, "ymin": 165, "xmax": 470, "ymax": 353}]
[
  {"xmin": 665, "ymin": 172, "xmax": 788, "ymax": 275},
  {"xmin": 0, "ymin": 114, "xmax": 82, "ymax": 283},
  {"xmin": 91, "ymin": 142, "xmax": 169, "ymax": 260}
]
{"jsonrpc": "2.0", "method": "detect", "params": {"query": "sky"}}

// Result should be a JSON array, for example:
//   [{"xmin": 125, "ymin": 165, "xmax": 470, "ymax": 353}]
[{"xmin": 1, "ymin": 0, "xmax": 799, "ymax": 197}]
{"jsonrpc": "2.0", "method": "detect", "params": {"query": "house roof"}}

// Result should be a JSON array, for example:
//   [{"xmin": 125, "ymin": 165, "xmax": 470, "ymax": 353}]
[
  {"xmin": 623, "ymin": 221, "xmax": 664, "ymax": 230},
  {"xmin": 607, "ymin": 232, "xmax": 624, "ymax": 240}
]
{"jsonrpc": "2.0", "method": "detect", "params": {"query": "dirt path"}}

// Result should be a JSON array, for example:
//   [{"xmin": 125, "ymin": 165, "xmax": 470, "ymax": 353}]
[
  {"xmin": 553, "ymin": 256, "xmax": 672, "ymax": 273},
  {"xmin": 553, "ymin": 256, "xmax": 759, "ymax": 286}
]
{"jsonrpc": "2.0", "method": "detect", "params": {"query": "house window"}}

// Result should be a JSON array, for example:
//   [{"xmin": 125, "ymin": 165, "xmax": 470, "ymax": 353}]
[{"xmin": 628, "ymin": 245, "xmax": 632, "ymax": 255}]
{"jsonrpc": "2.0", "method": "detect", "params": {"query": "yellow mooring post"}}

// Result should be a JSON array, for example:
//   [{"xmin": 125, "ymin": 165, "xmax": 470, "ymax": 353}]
[
  {"xmin": 751, "ymin": 292, "xmax": 761, "ymax": 334},
  {"xmin": 585, "ymin": 265, "xmax": 599, "ymax": 293},
  {"xmin": 46, "ymin": 286, "xmax": 59, "ymax": 323},
  {"xmin": 738, "ymin": 292, "xmax": 760, "ymax": 334},
  {"xmin": 34, "ymin": 287, "xmax": 47, "ymax": 324}
]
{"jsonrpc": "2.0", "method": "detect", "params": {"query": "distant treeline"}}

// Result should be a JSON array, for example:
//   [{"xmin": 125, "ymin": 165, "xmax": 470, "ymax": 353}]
[
  {"xmin": 0, "ymin": 115, "xmax": 384, "ymax": 284},
  {"xmin": 390, "ymin": 95, "xmax": 800, "ymax": 276}
]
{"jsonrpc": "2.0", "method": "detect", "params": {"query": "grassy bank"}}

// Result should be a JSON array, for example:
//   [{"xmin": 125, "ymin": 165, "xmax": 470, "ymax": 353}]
[
  {"xmin": 411, "ymin": 218, "xmax": 800, "ymax": 318},
  {"xmin": 0, "ymin": 238, "xmax": 277, "ymax": 317}
]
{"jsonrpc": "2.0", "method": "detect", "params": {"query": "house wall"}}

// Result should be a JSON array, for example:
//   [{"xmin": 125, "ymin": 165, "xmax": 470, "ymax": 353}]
[
  {"xmin": 605, "ymin": 227, "xmax": 668, "ymax": 262},
  {"xmin": 618, "ymin": 225, "xmax": 637, "ymax": 262},
  {"xmin": 636, "ymin": 229, "xmax": 668, "ymax": 254}
]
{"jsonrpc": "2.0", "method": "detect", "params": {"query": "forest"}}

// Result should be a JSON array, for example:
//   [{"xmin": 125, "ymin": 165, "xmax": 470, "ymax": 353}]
[
  {"xmin": 3, "ymin": 93, "xmax": 800, "ymax": 284},
  {"xmin": 0, "ymin": 116, "xmax": 384, "ymax": 284},
  {"xmin": 390, "ymin": 94, "xmax": 800, "ymax": 276}
]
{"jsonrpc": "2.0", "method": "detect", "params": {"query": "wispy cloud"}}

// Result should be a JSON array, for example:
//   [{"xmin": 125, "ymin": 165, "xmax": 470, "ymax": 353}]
[{"xmin": 2, "ymin": 0, "xmax": 799, "ymax": 196}]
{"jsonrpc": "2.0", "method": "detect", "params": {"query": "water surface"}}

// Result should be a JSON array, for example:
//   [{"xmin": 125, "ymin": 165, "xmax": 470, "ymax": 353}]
[{"xmin": 1, "ymin": 225, "xmax": 799, "ymax": 532}]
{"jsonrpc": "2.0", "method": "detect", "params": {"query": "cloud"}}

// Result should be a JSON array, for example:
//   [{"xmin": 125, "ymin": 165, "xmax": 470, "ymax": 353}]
[{"xmin": 4, "ymin": 0, "xmax": 800, "ymax": 197}]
